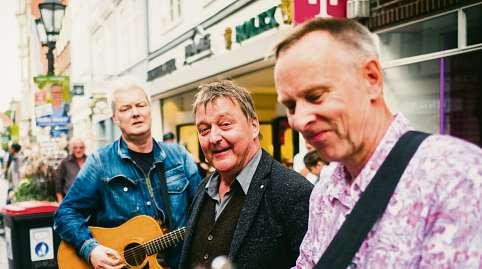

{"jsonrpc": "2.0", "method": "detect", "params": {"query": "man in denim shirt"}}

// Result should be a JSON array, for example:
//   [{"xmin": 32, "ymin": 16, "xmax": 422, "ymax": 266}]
[{"xmin": 54, "ymin": 76, "xmax": 201, "ymax": 269}]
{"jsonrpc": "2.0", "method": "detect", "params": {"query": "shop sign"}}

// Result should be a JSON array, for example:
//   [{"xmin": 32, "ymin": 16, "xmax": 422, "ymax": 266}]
[
  {"xmin": 294, "ymin": 0, "xmax": 347, "ymax": 24},
  {"xmin": 72, "ymin": 84, "xmax": 85, "ymax": 96},
  {"xmin": 224, "ymin": 27, "xmax": 233, "ymax": 50},
  {"xmin": 147, "ymin": 59, "xmax": 177, "ymax": 81},
  {"xmin": 235, "ymin": 6, "xmax": 279, "ymax": 43},
  {"xmin": 91, "ymin": 97, "xmax": 111, "ymax": 122},
  {"xmin": 185, "ymin": 27, "xmax": 212, "ymax": 65}
]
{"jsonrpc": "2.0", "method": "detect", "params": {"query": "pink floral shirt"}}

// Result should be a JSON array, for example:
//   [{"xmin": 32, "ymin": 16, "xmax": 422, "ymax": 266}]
[{"xmin": 296, "ymin": 114, "xmax": 482, "ymax": 268}]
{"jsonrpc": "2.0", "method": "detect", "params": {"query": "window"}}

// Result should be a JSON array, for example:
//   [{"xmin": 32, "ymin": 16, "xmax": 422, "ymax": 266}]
[
  {"xmin": 169, "ymin": 0, "xmax": 182, "ymax": 21},
  {"xmin": 465, "ymin": 4, "xmax": 482, "ymax": 46},
  {"xmin": 384, "ymin": 50, "xmax": 482, "ymax": 146},
  {"xmin": 379, "ymin": 13, "xmax": 458, "ymax": 61}
]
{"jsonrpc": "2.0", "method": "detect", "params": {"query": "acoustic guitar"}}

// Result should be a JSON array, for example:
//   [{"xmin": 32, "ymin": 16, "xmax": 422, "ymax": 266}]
[{"xmin": 57, "ymin": 215, "xmax": 187, "ymax": 269}]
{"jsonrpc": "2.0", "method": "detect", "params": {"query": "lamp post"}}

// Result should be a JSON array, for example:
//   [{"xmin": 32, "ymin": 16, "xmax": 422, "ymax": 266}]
[{"xmin": 35, "ymin": 0, "xmax": 66, "ymax": 76}]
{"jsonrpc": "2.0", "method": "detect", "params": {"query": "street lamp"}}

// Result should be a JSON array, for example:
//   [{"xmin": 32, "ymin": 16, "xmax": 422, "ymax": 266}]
[{"xmin": 35, "ymin": 0, "xmax": 66, "ymax": 76}]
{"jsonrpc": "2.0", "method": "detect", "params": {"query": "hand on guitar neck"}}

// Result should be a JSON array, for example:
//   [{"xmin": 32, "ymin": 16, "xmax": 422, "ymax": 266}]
[{"xmin": 57, "ymin": 215, "xmax": 187, "ymax": 269}]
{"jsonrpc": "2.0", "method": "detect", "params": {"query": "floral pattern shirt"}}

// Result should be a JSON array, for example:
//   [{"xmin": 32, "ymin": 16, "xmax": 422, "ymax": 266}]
[{"xmin": 296, "ymin": 114, "xmax": 482, "ymax": 268}]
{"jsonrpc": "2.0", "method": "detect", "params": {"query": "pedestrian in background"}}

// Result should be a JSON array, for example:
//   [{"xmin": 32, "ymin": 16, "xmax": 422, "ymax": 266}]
[
  {"xmin": 162, "ymin": 132, "xmax": 176, "ymax": 143},
  {"xmin": 54, "ymin": 137, "xmax": 87, "ymax": 203},
  {"xmin": 302, "ymin": 150, "xmax": 326, "ymax": 185},
  {"xmin": 292, "ymin": 142, "xmax": 318, "ymax": 182},
  {"xmin": 5, "ymin": 143, "xmax": 23, "ymax": 190}
]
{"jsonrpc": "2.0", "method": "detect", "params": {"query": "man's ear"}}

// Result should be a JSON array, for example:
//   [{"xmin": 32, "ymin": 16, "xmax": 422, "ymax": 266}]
[
  {"xmin": 361, "ymin": 58, "xmax": 384, "ymax": 100},
  {"xmin": 250, "ymin": 116, "xmax": 260, "ymax": 139},
  {"xmin": 112, "ymin": 114, "xmax": 119, "ymax": 126}
]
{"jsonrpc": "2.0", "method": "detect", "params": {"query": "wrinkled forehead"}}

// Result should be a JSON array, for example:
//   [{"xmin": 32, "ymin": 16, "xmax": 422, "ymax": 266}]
[{"xmin": 196, "ymin": 96, "xmax": 242, "ymax": 115}]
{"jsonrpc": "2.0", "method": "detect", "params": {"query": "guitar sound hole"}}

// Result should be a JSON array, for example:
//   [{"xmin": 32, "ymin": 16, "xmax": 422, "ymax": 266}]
[{"xmin": 124, "ymin": 243, "xmax": 146, "ymax": 266}]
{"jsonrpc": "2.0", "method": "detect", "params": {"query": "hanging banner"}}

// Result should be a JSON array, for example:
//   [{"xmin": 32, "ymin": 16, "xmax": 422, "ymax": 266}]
[{"xmin": 33, "ymin": 75, "xmax": 71, "ymax": 137}]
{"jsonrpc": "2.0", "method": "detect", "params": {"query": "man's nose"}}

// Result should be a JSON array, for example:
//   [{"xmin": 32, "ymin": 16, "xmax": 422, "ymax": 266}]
[
  {"xmin": 290, "ymin": 103, "xmax": 315, "ymax": 133},
  {"xmin": 131, "ymin": 107, "xmax": 140, "ymax": 117},
  {"xmin": 209, "ymin": 126, "xmax": 222, "ymax": 144}
]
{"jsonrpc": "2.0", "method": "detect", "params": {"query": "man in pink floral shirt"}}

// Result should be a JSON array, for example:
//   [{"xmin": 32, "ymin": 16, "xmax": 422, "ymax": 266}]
[{"xmin": 274, "ymin": 18, "xmax": 481, "ymax": 268}]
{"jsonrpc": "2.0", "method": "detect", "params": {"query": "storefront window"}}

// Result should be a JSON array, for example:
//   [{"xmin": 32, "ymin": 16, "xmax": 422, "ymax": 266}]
[
  {"xmin": 465, "ymin": 4, "xmax": 482, "ymax": 46},
  {"xmin": 384, "ymin": 50, "xmax": 482, "ymax": 146},
  {"xmin": 379, "ymin": 13, "xmax": 458, "ymax": 61}
]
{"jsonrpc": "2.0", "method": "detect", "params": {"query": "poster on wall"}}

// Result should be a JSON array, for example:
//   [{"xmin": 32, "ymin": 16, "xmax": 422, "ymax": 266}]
[{"xmin": 33, "ymin": 75, "xmax": 71, "ymax": 137}]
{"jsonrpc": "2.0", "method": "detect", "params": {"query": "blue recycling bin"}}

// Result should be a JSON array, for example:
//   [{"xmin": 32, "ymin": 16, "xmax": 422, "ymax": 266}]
[{"xmin": 2, "ymin": 201, "xmax": 60, "ymax": 269}]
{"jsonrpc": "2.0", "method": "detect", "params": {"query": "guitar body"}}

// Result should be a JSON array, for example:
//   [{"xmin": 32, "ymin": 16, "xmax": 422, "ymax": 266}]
[{"xmin": 58, "ymin": 215, "xmax": 165, "ymax": 269}]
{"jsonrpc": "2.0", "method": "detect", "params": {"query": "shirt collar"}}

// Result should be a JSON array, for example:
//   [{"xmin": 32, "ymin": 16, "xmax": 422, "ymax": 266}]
[
  {"xmin": 117, "ymin": 137, "xmax": 166, "ymax": 163},
  {"xmin": 328, "ymin": 113, "xmax": 413, "ymax": 207},
  {"xmin": 205, "ymin": 148, "xmax": 262, "ymax": 197}
]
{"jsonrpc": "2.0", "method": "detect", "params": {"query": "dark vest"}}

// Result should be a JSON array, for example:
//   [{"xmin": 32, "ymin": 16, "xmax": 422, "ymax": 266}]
[{"xmin": 186, "ymin": 182, "xmax": 246, "ymax": 268}]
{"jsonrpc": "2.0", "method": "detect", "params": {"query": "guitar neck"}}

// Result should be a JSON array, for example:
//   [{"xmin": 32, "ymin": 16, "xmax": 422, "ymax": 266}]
[{"xmin": 143, "ymin": 227, "xmax": 187, "ymax": 255}]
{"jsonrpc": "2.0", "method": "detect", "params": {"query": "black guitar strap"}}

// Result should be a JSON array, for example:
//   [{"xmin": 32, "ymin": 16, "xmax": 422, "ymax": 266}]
[
  {"xmin": 314, "ymin": 131, "xmax": 430, "ymax": 269},
  {"xmin": 158, "ymin": 162, "xmax": 174, "ymax": 230}
]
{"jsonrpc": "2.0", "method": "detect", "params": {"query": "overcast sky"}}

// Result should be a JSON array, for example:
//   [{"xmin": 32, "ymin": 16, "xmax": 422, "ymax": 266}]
[{"xmin": 0, "ymin": 1, "xmax": 21, "ymax": 112}]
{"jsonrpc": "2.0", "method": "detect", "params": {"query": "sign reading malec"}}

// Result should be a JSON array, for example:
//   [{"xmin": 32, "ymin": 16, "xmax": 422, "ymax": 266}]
[
  {"xmin": 235, "ymin": 6, "xmax": 279, "ymax": 43},
  {"xmin": 147, "ymin": 59, "xmax": 177, "ymax": 81}
]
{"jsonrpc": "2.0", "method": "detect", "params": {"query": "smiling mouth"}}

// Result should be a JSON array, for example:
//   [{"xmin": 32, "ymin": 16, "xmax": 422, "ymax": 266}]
[
  {"xmin": 305, "ymin": 130, "xmax": 330, "ymax": 142},
  {"xmin": 212, "ymin": 148, "xmax": 230, "ymax": 155}
]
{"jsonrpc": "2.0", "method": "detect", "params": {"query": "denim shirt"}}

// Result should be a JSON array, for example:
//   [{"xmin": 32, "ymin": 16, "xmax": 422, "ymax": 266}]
[{"xmin": 54, "ymin": 138, "xmax": 201, "ymax": 266}]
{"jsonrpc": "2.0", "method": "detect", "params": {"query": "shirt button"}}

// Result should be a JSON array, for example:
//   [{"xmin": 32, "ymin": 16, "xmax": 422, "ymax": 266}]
[
  {"xmin": 123, "ymin": 187, "xmax": 128, "ymax": 192},
  {"xmin": 203, "ymin": 254, "xmax": 209, "ymax": 260},
  {"xmin": 146, "ymin": 201, "xmax": 151, "ymax": 206},
  {"xmin": 207, "ymin": 234, "xmax": 213, "ymax": 241}
]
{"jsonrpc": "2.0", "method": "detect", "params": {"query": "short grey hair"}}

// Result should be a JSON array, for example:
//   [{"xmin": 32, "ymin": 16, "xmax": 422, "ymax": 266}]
[
  {"xmin": 107, "ymin": 75, "xmax": 151, "ymax": 115},
  {"xmin": 193, "ymin": 80, "xmax": 257, "ymax": 120},
  {"xmin": 69, "ymin": 137, "xmax": 85, "ymax": 152},
  {"xmin": 274, "ymin": 18, "xmax": 380, "ymax": 61}
]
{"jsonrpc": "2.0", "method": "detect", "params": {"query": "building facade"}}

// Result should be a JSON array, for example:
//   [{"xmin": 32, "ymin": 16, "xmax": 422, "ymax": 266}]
[
  {"xmin": 59, "ymin": 0, "xmax": 481, "ymax": 158},
  {"xmin": 67, "ymin": 0, "xmax": 148, "ymax": 150},
  {"xmin": 147, "ymin": 0, "xmax": 299, "ymax": 165}
]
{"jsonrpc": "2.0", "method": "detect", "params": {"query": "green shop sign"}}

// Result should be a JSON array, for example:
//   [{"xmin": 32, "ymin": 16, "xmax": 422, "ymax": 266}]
[{"xmin": 235, "ymin": 5, "xmax": 279, "ymax": 43}]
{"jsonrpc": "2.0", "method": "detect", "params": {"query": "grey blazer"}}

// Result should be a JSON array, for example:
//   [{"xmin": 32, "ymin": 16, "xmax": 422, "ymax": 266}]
[{"xmin": 179, "ymin": 150, "xmax": 313, "ymax": 269}]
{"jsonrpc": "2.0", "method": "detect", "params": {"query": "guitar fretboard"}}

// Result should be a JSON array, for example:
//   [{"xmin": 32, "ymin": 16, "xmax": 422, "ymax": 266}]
[{"xmin": 144, "ymin": 227, "xmax": 187, "ymax": 255}]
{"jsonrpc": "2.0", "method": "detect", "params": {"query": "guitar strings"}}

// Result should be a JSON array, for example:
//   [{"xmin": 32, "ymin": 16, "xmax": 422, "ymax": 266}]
[
  {"xmin": 122, "ymin": 228, "xmax": 186, "ymax": 265},
  {"xmin": 122, "ymin": 228, "xmax": 184, "ymax": 265},
  {"xmin": 123, "ymin": 228, "xmax": 184, "ymax": 259},
  {"xmin": 123, "ymin": 227, "xmax": 185, "ymax": 257}
]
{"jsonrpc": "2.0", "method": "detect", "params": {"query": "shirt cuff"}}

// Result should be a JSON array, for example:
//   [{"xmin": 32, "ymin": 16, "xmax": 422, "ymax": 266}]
[{"xmin": 79, "ymin": 238, "xmax": 99, "ymax": 263}]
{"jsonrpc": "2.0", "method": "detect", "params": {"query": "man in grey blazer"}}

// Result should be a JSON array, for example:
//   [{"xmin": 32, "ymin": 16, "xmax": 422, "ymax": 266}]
[{"xmin": 179, "ymin": 80, "xmax": 313, "ymax": 269}]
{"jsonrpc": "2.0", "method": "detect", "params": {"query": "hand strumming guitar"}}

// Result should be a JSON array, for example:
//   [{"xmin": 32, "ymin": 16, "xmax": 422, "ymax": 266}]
[{"xmin": 90, "ymin": 245, "xmax": 125, "ymax": 269}]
